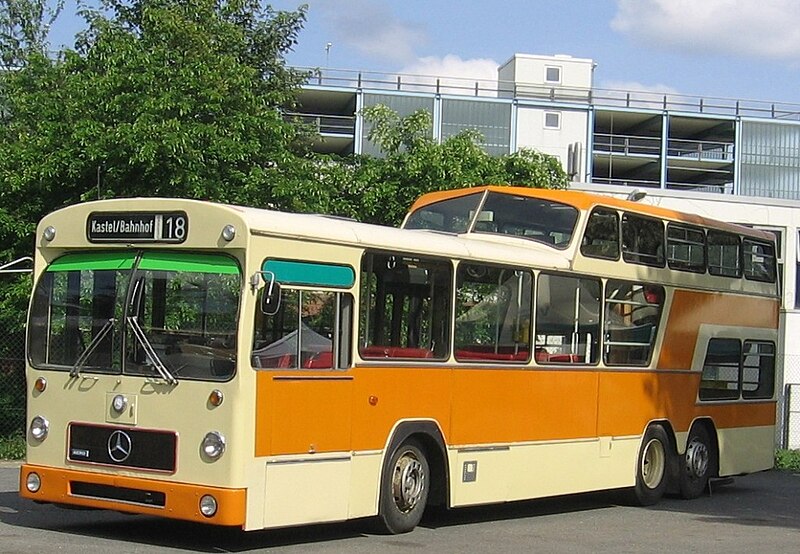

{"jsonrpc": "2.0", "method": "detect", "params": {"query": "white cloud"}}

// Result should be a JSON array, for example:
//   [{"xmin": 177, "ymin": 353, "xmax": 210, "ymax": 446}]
[
  {"xmin": 400, "ymin": 55, "xmax": 498, "ymax": 81},
  {"xmin": 611, "ymin": 0, "xmax": 800, "ymax": 60},
  {"xmin": 396, "ymin": 55, "xmax": 500, "ymax": 96},
  {"xmin": 600, "ymin": 80, "xmax": 680, "ymax": 96},
  {"xmin": 598, "ymin": 80, "xmax": 684, "ymax": 110},
  {"xmin": 314, "ymin": 0, "xmax": 426, "ymax": 65}
]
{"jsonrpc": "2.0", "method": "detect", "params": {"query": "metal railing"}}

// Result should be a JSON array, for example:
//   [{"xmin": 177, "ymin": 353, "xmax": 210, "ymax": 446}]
[
  {"xmin": 299, "ymin": 66, "xmax": 800, "ymax": 121},
  {"xmin": 285, "ymin": 112, "xmax": 356, "ymax": 135}
]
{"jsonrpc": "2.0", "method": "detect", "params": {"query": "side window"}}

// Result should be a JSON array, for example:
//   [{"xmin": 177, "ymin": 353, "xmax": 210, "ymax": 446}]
[
  {"xmin": 604, "ymin": 281, "xmax": 664, "ymax": 366},
  {"xmin": 535, "ymin": 274, "xmax": 600, "ymax": 364},
  {"xmin": 252, "ymin": 288, "xmax": 352, "ymax": 370},
  {"xmin": 581, "ymin": 208, "xmax": 620, "ymax": 260},
  {"xmin": 454, "ymin": 264, "xmax": 532, "ymax": 363},
  {"xmin": 743, "ymin": 238, "xmax": 776, "ymax": 283},
  {"xmin": 699, "ymin": 339, "xmax": 741, "ymax": 400},
  {"xmin": 666, "ymin": 223, "xmax": 705, "ymax": 272},
  {"xmin": 707, "ymin": 230, "xmax": 741, "ymax": 277},
  {"xmin": 359, "ymin": 252, "xmax": 451, "ymax": 360},
  {"xmin": 742, "ymin": 340, "xmax": 775, "ymax": 399},
  {"xmin": 621, "ymin": 213, "xmax": 665, "ymax": 267}
]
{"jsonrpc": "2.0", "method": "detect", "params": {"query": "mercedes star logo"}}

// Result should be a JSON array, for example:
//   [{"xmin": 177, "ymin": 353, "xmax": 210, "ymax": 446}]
[{"xmin": 107, "ymin": 430, "xmax": 132, "ymax": 463}]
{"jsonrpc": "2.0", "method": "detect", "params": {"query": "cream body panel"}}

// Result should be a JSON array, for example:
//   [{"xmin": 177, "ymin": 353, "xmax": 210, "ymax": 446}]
[{"xmin": 449, "ymin": 436, "xmax": 640, "ymax": 507}]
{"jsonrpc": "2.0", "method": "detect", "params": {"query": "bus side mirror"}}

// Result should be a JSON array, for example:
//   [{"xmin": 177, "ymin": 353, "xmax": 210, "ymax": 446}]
[
  {"xmin": 251, "ymin": 271, "xmax": 282, "ymax": 316},
  {"xmin": 261, "ymin": 281, "xmax": 281, "ymax": 316}
]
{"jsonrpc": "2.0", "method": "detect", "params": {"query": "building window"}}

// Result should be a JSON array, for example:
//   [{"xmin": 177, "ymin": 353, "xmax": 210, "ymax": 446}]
[
  {"xmin": 545, "ymin": 66, "xmax": 561, "ymax": 83},
  {"xmin": 544, "ymin": 112, "xmax": 561, "ymax": 129}
]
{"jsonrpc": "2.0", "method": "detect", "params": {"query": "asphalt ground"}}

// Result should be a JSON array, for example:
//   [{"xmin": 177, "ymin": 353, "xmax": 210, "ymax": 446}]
[{"xmin": 1, "ymin": 461, "xmax": 799, "ymax": 553}]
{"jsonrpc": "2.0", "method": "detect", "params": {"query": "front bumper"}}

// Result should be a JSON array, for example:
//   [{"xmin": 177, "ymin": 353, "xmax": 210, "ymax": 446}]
[{"xmin": 19, "ymin": 464, "xmax": 246, "ymax": 527}]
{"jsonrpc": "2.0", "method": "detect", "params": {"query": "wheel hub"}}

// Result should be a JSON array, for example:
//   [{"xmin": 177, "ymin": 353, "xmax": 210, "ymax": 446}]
[
  {"xmin": 685, "ymin": 438, "xmax": 709, "ymax": 479},
  {"xmin": 392, "ymin": 452, "xmax": 425, "ymax": 513}
]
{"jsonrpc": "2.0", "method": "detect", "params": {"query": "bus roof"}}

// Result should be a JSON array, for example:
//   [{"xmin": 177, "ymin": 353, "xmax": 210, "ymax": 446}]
[{"xmin": 407, "ymin": 185, "xmax": 776, "ymax": 241}]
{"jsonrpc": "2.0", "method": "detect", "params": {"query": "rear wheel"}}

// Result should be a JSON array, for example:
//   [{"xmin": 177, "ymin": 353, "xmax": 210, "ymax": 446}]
[
  {"xmin": 633, "ymin": 425, "xmax": 669, "ymax": 506},
  {"xmin": 378, "ymin": 439, "xmax": 429, "ymax": 534},
  {"xmin": 679, "ymin": 425, "xmax": 714, "ymax": 499}
]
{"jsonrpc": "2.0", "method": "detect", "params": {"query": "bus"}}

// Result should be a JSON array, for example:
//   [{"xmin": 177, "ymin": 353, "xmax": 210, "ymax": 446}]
[{"xmin": 20, "ymin": 185, "xmax": 779, "ymax": 533}]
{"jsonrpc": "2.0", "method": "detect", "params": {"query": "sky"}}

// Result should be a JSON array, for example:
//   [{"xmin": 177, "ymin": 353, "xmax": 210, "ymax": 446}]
[{"xmin": 47, "ymin": 0, "xmax": 800, "ymax": 105}]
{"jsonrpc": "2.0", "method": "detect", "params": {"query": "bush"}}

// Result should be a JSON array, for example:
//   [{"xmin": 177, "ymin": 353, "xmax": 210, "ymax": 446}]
[
  {"xmin": 775, "ymin": 449, "xmax": 800, "ymax": 472},
  {"xmin": 0, "ymin": 433, "xmax": 25, "ymax": 460}
]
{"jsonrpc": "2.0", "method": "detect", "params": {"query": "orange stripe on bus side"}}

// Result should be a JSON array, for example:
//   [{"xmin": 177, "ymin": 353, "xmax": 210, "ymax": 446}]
[
  {"xmin": 256, "ymin": 365, "xmax": 776, "ymax": 456},
  {"xmin": 656, "ymin": 290, "xmax": 779, "ymax": 370}
]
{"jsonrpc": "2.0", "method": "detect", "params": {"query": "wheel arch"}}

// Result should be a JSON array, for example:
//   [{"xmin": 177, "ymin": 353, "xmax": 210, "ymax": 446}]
[{"xmin": 380, "ymin": 419, "xmax": 450, "ymax": 509}]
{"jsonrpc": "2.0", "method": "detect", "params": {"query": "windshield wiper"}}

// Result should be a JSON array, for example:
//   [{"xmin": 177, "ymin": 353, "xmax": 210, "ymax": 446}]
[
  {"xmin": 70, "ymin": 318, "xmax": 115, "ymax": 377},
  {"xmin": 126, "ymin": 316, "xmax": 177, "ymax": 385}
]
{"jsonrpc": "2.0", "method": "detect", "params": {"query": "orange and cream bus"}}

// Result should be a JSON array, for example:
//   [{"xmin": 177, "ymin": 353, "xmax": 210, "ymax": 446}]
[{"xmin": 20, "ymin": 185, "xmax": 778, "ymax": 533}]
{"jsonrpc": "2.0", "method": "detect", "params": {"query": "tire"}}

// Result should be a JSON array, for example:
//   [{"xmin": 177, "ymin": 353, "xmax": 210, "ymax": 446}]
[
  {"xmin": 378, "ymin": 439, "xmax": 430, "ymax": 534},
  {"xmin": 679, "ymin": 425, "xmax": 714, "ymax": 499},
  {"xmin": 633, "ymin": 425, "xmax": 670, "ymax": 506}
]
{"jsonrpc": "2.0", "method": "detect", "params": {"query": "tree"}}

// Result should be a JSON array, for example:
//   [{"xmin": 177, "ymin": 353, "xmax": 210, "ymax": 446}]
[
  {"xmin": 0, "ymin": 0, "xmax": 62, "ymax": 69},
  {"xmin": 0, "ymin": 0, "xmax": 310, "ymax": 337}
]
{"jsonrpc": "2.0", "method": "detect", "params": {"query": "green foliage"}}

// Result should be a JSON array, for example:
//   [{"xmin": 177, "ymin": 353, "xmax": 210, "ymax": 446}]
[
  {"xmin": 0, "ymin": 433, "xmax": 26, "ymax": 459},
  {"xmin": 0, "ymin": 0, "xmax": 310, "ymax": 334},
  {"xmin": 775, "ymin": 449, "xmax": 800, "ymax": 472},
  {"xmin": 0, "ymin": 0, "xmax": 62, "ymax": 68}
]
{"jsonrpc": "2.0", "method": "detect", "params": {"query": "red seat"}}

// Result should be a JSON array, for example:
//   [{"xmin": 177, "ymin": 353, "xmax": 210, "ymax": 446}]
[
  {"xmin": 360, "ymin": 346, "xmax": 433, "ymax": 359},
  {"xmin": 304, "ymin": 351, "xmax": 333, "ymax": 369}
]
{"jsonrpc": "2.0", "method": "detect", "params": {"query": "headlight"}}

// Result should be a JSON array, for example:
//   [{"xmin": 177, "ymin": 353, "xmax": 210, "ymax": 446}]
[
  {"xmin": 30, "ymin": 416, "xmax": 49, "ymax": 441},
  {"xmin": 199, "ymin": 494, "xmax": 218, "ymax": 517},
  {"xmin": 26, "ymin": 472, "xmax": 41, "ymax": 493},
  {"xmin": 201, "ymin": 431, "xmax": 226, "ymax": 460},
  {"xmin": 111, "ymin": 394, "xmax": 128, "ymax": 414}
]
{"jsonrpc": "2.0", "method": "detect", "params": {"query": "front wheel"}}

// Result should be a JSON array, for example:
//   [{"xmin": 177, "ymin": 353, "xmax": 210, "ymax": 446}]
[
  {"xmin": 679, "ymin": 425, "xmax": 714, "ymax": 499},
  {"xmin": 632, "ymin": 425, "xmax": 670, "ymax": 506},
  {"xmin": 378, "ymin": 439, "xmax": 429, "ymax": 534}
]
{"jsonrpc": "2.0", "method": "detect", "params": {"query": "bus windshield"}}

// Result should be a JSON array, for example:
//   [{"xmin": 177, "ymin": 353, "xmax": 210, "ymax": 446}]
[
  {"xmin": 28, "ymin": 251, "xmax": 240, "ymax": 382},
  {"xmin": 404, "ymin": 190, "xmax": 579, "ymax": 248}
]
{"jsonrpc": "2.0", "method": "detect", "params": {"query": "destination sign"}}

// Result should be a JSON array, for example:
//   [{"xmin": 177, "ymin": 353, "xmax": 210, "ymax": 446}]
[{"xmin": 87, "ymin": 212, "xmax": 188, "ymax": 243}]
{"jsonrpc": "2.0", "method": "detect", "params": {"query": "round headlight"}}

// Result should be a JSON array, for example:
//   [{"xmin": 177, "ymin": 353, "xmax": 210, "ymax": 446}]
[
  {"xmin": 43, "ymin": 226, "xmax": 56, "ymax": 241},
  {"xmin": 199, "ymin": 494, "xmax": 218, "ymax": 517},
  {"xmin": 111, "ymin": 394, "xmax": 128, "ymax": 414},
  {"xmin": 30, "ymin": 416, "xmax": 49, "ymax": 441},
  {"xmin": 202, "ymin": 431, "xmax": 226, "ymax": 459},
  {"xmin": 221, "ymin": 225, "xmax": 236, "ymax": 241},
  {"xmin": 26, "ymin": 472, "xmax": 41, "ymax": 493}
]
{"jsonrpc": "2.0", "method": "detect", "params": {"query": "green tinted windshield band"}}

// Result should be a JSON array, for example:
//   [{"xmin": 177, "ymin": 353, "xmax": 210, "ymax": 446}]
[
  {"xmin": 47, "ymin": 252, "xmax": 137, "ymax": 272},
  {"xmin": 263, "ymin": 259, "xmax": 355, "ymax": 288},
  {"xmin": 138, "ymin": 252, "xmax": 240, "ymax": 274}
]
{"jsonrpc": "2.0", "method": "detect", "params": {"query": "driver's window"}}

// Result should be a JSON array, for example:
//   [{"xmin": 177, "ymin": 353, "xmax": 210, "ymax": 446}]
[{"xmin": 252, "ymin": 288, "xmax": 352, "ymax": 370}]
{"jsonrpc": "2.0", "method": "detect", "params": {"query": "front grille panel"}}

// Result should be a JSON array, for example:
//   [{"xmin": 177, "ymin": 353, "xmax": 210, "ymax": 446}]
[
  {"xmin": 68, "ymin": 423, "xmax": 177, "ymax": 472},
  {"xmin": 70, "ymin": 481, "xmax": 166, "ymax": 507}
]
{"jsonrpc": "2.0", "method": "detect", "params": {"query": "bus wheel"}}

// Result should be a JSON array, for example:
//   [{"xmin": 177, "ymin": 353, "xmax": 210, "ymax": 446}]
[
  {"xmin": 633, "ymin": 425, "xmax": 669, "ymax": 506},
  {"xmin": 379, "ymin": 439, "xmax": 429, "ymax": 534},
  {"xmin": 679, "ymin": 425, "xmax": 713, "ymax": 499}
]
